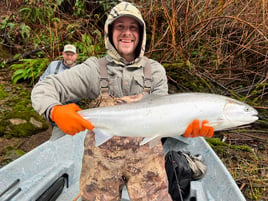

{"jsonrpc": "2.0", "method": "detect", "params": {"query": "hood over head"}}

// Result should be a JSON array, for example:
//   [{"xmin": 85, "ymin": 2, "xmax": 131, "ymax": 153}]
[{"xmin": 104, "ymin": 1, "xmax": 146, "ymax": 64}]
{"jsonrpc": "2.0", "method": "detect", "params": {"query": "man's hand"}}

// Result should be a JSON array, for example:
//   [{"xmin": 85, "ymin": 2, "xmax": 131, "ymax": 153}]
[
  {"xmin": 51, "ymin": 103, "xmax": 94, "ymax": 135},
  {"xmin": 183, "ymin": 119, "xmax": 214, "ymax": 138},
  {"xmin": 115, "ymin": 94, "xmax": 144, "ymax": 104}
]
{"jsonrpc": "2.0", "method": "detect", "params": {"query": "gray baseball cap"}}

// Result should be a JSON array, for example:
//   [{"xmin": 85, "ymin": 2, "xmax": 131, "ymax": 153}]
[{"xmin": 63, "ymin": 44, "xmax": 76, "ymax": 54}]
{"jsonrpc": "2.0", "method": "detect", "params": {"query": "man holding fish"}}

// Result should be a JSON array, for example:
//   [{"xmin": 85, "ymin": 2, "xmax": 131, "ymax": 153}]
[{"xmin": 31, "ymin": 2, "xmax": 213, "ymax": 200}]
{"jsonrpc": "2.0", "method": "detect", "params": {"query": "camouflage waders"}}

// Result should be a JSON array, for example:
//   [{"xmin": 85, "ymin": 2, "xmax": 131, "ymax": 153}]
[
  {"xmin": 79, "ymin": 95, "xmax": 172, "ymax": 201},
  {"xmin": 78, "ymin": 56, "xmax": 172, "ymax": 200}
]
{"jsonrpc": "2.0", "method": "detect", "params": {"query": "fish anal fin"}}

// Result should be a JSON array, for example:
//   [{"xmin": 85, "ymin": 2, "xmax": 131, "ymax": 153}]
[
  {"xmin": 140, "ymin": 135, "xmax": 161, "ymax": 148},
  {"xmin": 93, "ymin": 128, "xmax": 113, "ymax": 147}
]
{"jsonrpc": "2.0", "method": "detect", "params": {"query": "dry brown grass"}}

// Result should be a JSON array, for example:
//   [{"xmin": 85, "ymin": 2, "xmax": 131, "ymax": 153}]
[
  {"xmin": 137, "ymin": 1, "xmax": 267, "ymax": 200},
  {"xmin": 138, "ymin": 0, "xmax": 267, "ymax": 103}
]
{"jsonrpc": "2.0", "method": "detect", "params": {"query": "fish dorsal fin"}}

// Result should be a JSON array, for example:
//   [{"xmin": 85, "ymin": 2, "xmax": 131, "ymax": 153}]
[{"xmin": 92, "ymin": 128, "xmax": 113, "ymax": 146}]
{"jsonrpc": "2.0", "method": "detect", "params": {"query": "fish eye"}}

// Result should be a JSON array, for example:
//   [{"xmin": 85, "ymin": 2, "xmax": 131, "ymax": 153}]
[{"xmin": 244, "ymin": 107, "xmax": 249, "ymax": 112}]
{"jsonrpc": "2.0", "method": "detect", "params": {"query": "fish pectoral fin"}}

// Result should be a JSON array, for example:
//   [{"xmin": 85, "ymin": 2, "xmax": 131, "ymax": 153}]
[
  {"xmin": 92, "ymin": 128, "xmax": 113, "ymax": 147},
  {"xmin": 140, "ymin": 135, "xmax": 161, "ymax": 148},
  {"xmin": 204, "ymin": 120, "xmax": 223, "ymax": 128}
]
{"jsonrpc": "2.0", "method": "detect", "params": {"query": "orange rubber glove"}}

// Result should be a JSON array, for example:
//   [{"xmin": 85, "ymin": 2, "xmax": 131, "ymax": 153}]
[
  {"xmin": 183, "ymin": 119, "xmax": 214, "ymax": 138},
  {"xmin": 51, "ymin": 103, "xmax": 94, "ymax": 135}
]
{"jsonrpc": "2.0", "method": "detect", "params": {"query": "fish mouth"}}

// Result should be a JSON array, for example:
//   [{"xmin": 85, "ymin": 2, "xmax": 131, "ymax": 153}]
[
  {"xmin": 252, "ymin": 110, "xmax": 259, "ymax": 118},
  {"xmin": 252, "ymin": 115, "xmax": 259, "ymax": 121},
  {"xmin": 251, "ymin": 110, "xmax": 259, "ymax": 120}
]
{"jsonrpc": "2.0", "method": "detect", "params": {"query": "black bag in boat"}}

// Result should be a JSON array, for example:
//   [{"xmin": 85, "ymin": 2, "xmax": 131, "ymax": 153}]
[{"xmin": 165, "ymin": 150, "xmax": 207, "ymax": 201}]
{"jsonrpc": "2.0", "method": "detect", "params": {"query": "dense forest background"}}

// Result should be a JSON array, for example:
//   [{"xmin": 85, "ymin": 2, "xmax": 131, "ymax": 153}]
[{"xmin": 0, "ymin": 0, "xmax": 267, "ymax": 200}]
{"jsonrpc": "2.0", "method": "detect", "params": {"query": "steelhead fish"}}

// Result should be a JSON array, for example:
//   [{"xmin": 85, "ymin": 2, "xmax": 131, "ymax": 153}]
[{"xmin": 78, "ymin": 93, "xmax": 258, "ymax": 147}]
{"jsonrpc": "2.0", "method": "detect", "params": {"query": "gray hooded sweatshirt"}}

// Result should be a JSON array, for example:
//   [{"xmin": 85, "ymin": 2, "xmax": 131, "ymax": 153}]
[{"xmin": 31, "ymin": 2, "xmax": 168, "ymax": 118}]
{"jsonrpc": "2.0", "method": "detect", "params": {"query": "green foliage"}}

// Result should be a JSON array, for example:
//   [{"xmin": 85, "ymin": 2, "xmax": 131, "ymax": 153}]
[
  {"xmin": 3, "ymin": 110, "xmax": 49, "ymax": 138},
  {"xmin": 206, "ymin": 138, "xmax": 253, "ymax": 154},
  {"xmin": 74, "ymin": 0, "xmax": 85, "ymax": 16},
  {"xmin": 0, "ymin": 84, "xmax": 9, "ymax": 99},
  {"xmin": 0, "ymin": 147, "xmax": 26, "ymax": 167},
  {"xmin": 0, "ymin": 124, "xmax": 5, "ymax": 136},
  {"xmin": 16, "ymin": 149, "xmax": 26, "ymax": 157},
  {"xmin": 33, "ymin": 32, "xmax": 50, "ymax": 48},
  {"xmin": 10, "ymin": 58, "xmax": 50, "ymax": 84},
  {"xmin": 98, "ymin": 0, "xmax": 118, "ymax": 11},
  {"xmin": 19, "ymin": 23, "xmax": 31, "ymax": 39},
  {"xmin": 75, "ymin": 31, "xmax": 104, "ymax": 62},
  {"xmin": 0, "ymin": 82, "xmax": 49, "ymax": 139},
  {"xmin": 0, "ymin": 16, "xmax": 16, "ymax": 33},
  {"xmin": 0, "ymin": 15, "xmax": 32, "ymax": 46},
  {"xmin": 66, "ymin": 23, "xmax": 81, "ymax": 34},
  {"xmin": 13, "ymin": 99, "xmax": 32, "ymax": 112},
  {"xmin": 0, "ymin": 61, "xmax": 6, "ymax": 68},
  {"xmin": 0, "ymin": 15, "xmax": 16, "ymax": 41},
  {"xmin": 19, "ymin": 2, "xmax": 56, "ymax": 24},
  {"xmin": 163, "ymin": 62, "xmax": 222, "ymax": 93},
  {"xmin": 8, "ymin": 122, "xmax": 37, "ymax": 138}
]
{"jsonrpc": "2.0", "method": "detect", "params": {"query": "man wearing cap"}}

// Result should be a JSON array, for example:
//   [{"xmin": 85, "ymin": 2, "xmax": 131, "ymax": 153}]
[
  {"xmin": 31, "ymin": 2, "xmax": 213, "ymax": 200},
  {"xmin": 38, "ymin": 44, "xmax": 79, "ymax": 140},
  {"xmin": 39, "ymin": 44, "xmax": 78, "ymax": 81}
]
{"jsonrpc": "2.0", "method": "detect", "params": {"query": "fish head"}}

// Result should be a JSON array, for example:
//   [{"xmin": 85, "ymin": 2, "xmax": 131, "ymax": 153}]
[{"xmin": 223, "ymin": 99, "xmax": 258, "ymax": 127}]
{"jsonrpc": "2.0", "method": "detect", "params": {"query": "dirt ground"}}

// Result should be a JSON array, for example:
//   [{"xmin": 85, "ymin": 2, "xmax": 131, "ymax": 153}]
[
  {"xmin": 212, "ymin": 129, "xmax": 268, "ymax": 200},
  {"xmin": 1, "ymin": 126, "xmax": 52, "ymax": 152},
  {"xmin": 0, "ymin": 126, "xmax": 52, "ymax": 167}
]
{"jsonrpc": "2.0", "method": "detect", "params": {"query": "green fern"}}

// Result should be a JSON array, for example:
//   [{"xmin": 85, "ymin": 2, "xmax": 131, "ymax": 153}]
[{"xmin": 11, "ymin": 58, "xmax": 50, "ymax": 84}]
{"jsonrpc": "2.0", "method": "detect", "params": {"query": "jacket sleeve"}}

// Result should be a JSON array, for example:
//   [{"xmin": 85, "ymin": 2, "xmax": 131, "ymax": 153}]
[{"xmin": 31, "ymin": 57, "xmax": 100, "ymax": 116}]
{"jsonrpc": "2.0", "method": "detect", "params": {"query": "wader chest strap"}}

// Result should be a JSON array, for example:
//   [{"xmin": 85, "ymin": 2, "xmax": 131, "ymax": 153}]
[
  {"xmin": 143, "ymin": 59, "xmax": 152, "ymax": 94},
  {"xmin": 98, "ymin": 58, "xmax": 109, "ymax": 95},
  {"xmin": 98, "ymin": 58, "xmax": 152, "ymax": 95},
  {"xmin": 54, "ymin": 60, "xmax": 62, "ymax": 74}
]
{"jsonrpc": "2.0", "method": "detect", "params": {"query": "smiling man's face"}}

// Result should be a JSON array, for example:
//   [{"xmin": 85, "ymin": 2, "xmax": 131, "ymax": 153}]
[{"xmin": 112, "ymin": 16, "xmax": 140, "ymax": 62}]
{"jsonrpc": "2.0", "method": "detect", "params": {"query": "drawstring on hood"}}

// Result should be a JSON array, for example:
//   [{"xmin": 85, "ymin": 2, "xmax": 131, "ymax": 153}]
[{"xmin": 104, "ymin": 1, "xmax": 146, "ymax": 64}]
